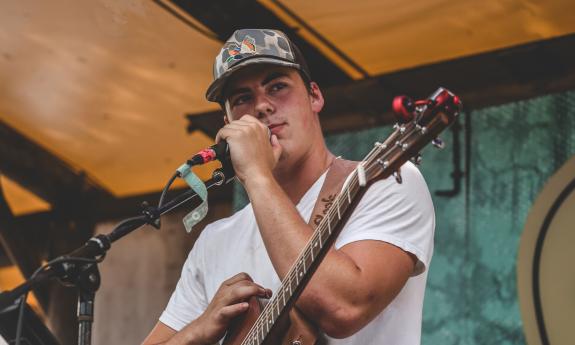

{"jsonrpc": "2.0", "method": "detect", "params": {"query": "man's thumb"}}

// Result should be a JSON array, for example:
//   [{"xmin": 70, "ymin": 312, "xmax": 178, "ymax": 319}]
[{"xmin": 270, "ymin": 134, "xmax": 282, "ymax": 161}]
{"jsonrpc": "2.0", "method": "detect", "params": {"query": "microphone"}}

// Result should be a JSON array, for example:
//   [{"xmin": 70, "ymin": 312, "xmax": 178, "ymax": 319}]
[
  {"xmin": 187, "ymin": 127, "xmax": 271, "ymax": 166},
  {"xmin": 187, "ymin": 140, "xmax": 229, "ymax": 166}
]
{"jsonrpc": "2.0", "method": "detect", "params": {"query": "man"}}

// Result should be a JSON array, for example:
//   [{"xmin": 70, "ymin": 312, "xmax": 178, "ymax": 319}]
[{"xmin": 143, "ymin": 29, "xmax": 434, "ymax": 345}]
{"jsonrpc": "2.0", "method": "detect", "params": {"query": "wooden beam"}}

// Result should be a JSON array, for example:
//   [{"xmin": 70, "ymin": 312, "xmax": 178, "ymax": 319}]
[
  {"xmin": 166, "ymin": 0, "xmax": 353, "ymax": 87},
  {"xmin": 0, "ymin": 122, "xmax": 115, "ymax": 324},
  {"xmin": 0, "ymin": 119, "xmax": 114, "ymax": 211},
  {"xmin": 186, "ymin": 112, "xmax": 225, "ymax": 139},
  {"xmin": 320, "ymin": 32, "xmax": 575, "ymax": 133},
  {"xmin": 0, "ymin": 178, "xmax": 49, "ymax": 308}
]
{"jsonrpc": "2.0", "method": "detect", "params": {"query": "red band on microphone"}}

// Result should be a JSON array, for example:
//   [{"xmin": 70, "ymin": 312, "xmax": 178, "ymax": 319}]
[{"xmin": 198, "ymin": 149, "xmax": 217, "ymax": 163}]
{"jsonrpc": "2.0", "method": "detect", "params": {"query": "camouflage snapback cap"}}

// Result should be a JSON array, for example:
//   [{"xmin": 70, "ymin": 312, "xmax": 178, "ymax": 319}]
[{"xmin": 205, "ymin": 29, "xmax": 311, "ymax": 103}]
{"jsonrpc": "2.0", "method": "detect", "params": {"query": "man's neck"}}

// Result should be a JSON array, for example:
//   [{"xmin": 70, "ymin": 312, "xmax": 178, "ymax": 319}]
[{"xmin": 273, "ymin": 145, "xmax": 335, "ymax": 204}]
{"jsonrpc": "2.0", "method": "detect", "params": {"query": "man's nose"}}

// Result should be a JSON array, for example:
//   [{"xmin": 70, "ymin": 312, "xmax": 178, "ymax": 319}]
[{"xmin": 253, "ymin": 93, "xmax": 274, "ymax": 119}]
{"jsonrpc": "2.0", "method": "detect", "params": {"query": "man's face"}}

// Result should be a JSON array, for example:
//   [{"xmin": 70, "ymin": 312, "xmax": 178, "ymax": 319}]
[{"xmin": 223, "ymin": 64, "xmax": 324, "ymax": 167}]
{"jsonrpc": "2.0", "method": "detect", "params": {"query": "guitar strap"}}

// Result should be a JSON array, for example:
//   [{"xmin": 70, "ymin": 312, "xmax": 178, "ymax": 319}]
[{"xmin": 308, "ymin": 158, "xmax": 358, "ymax": 229}]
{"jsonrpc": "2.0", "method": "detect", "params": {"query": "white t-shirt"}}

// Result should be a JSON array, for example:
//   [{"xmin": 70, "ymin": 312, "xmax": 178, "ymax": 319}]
[{"xmin": 160, "ymin": 162, "xmax": 435, "ymax": 344}]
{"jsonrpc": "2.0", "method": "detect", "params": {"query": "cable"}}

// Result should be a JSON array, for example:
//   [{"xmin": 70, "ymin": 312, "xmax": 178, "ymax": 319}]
[
  {"xmin": 14, "ymin": 293, "xmax": 27, "ymax": 345},
  {"xmin": 158, "ymin": 171, "xmax": 180, "ymax": 208}
]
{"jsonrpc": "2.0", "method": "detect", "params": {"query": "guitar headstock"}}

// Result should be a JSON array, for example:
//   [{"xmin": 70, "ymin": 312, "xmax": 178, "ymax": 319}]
[{"xmin": 361, "ymin": 87, "xmax": 461, "ymax": 183}]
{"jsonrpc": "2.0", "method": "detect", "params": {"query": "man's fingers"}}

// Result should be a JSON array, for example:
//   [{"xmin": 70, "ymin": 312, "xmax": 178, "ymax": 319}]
[
  {"xmin": 215, "ymin": 121, "xmax": 264, "ymax": 144},
  {"xmin": 223, "ymin": 272, "xmax": 253, "ymax": 286},
  {"xmin": 270, "ymin": 134, "xmax": 282, "ymax": 162},
  {"xmin": 218, "ymin": 302, "xmax": 250, "ymax": 321},
  {"xmin": 224, "ymin": 285, "xmax": 271, "ymax": 305},
  {"xmin": 236, "ymin": 114, "xmax": 259, "ymax": 123}
]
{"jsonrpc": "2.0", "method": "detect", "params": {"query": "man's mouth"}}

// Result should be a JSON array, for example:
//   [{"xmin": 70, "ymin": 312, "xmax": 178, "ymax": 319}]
[{"xmin": 268, "ymin": 123, "xmax": 286, "ymax": 135}]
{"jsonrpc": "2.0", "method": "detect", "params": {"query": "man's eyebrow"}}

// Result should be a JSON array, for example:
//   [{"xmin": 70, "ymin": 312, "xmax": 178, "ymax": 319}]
[
  {"xmin": 262, "ymin": 72, "xmax": 288, "ymax": 86},
  {"xmin": 227, "ymin": 87, "xmax": 251, "ymax": 99},
  {"xmin": 227, "ymin": 72, "xmax": 289, "ymax": 99}
]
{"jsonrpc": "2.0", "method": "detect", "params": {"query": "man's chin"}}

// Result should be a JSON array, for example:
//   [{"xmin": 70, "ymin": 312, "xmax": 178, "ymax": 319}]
[{"xmin": 272, "ymin": 151, "xmax": 289, "ymax": 172}]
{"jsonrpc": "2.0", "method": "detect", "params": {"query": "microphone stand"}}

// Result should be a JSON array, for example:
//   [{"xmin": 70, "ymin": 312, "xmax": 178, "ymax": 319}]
[{"xmin": 0, "ymin": 161, "xmax": 235, "ymax": 345}]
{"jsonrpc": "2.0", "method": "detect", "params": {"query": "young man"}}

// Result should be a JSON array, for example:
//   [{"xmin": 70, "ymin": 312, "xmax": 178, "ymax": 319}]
[{"xmin": 143, "ymin": 29, "xmax": 434, "ymax": 345}]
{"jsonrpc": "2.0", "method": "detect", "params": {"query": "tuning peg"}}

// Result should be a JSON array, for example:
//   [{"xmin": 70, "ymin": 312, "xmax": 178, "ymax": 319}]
[
  {"xmin": 393, "ymin": 170, "xmax": 403, "ymax": 184},
  {"xmin": 410, "ymin": 154, "xmax": 422, "ymax": 165},
  {"xmin": 432, "ymin": 137, "xmax": 445, "ymax": 149}
]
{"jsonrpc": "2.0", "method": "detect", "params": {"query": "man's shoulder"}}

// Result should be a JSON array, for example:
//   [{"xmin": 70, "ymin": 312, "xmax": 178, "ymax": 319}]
[
  {"xmin": 198, "ymin": 202, "xmax": 255, "ymax": 241},
  {"xmin": 357, "ymin": 161, "xmax": 433, "ymax": 214},
  {"xmin": 368, "ymin": 161, "xmax": 427, "ymax": 190}
]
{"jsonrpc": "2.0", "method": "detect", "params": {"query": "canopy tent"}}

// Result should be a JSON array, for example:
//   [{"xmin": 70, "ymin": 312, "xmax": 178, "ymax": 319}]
[{"xmin": 1, "ymin": 0, "xmax": 574, "ymax": 210}]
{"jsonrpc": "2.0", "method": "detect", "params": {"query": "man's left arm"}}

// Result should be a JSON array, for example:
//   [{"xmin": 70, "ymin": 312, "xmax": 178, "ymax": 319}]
[{"xmin": 245, "ymin": 173, "xmax": 426, "ymax": 338}]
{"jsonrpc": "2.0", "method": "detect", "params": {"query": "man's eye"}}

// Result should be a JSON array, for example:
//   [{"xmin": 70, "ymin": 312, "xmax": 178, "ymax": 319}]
[
  {"xmin": 232, "ymin": 95, "xmax": 251, "ymax": 106},
  {"xmin": 270, "ymin": 82, "xmax": 287, "ymax": 92}
]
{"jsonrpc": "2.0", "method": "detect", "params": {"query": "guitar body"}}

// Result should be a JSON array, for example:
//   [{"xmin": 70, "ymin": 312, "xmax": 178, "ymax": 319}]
[{"xmin": 222, "ymin": 296, "xmax": 319, "ymax": 345}]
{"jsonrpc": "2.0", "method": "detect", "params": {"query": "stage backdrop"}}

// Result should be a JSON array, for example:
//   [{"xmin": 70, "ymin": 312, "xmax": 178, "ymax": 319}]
[{"xmin": 233, "ymin": 89, "xmax": 575, "ymax": 345}]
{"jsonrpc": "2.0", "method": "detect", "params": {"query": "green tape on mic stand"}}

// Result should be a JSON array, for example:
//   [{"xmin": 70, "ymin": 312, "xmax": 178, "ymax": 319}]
[{"xmin": 177, "ymin": 163, "xmax": 208, "ymax": 233}]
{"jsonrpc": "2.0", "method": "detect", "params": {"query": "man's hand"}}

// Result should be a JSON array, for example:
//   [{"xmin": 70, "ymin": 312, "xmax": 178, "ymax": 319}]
[
  {"xmin": 180, "ymin": 273, "xmax": 272, "ymax": 345},
  {"xmin": 215, "ymin": 115, "xmax": 282, "ymax": 184},
  {"xmin": 142, "ymin": 273, "xmax": 272, "ymax": 345}
]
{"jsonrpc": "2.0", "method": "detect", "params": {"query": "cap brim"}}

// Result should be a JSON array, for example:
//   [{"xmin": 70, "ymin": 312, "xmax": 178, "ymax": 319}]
[{"xmin": 205, "ymin": 57, "xmax": 301, "ymax": 103}]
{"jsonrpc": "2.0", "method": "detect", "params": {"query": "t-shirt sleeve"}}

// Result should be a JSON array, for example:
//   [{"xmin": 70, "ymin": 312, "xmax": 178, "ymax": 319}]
[
  {"xmin": 159, "ymin": 230, "xmax": 209, "ymax": 331},
  {"xmin": 335, "ymin": 162, "xmax": 435, "ymax": 276}
]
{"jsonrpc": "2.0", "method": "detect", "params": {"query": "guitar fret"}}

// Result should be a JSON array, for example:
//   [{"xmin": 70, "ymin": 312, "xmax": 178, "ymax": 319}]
[
  {"xmin": 255, "ymin": 324, "xmax": 259, "ymax": 343},
  {"xmin": 295, "ymin": 264, "xmax": 299, "ymax": 285},
  {"xmin": 347, "ymin": 184, "xmax": 351, "ymax": 203},
  {"xmin": 276, "ymin": 297, "xmax": 280, "ymax": 317},
  {"xmin": 310, "ymin": 241, "xmax": 314, "ymax": 258},
  {"xmin": 336, "ymin": 198, "xmax": 341, "ymax": 219}
]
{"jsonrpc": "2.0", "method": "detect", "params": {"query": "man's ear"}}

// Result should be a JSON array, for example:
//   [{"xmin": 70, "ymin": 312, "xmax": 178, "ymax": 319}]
[
  {"xmin": 223, "ymin": 115, "xmax": 230, "ymax": 125},
  {"xmin": 309, "ymin": 82, "xmax": 324, "ymax": 113}
]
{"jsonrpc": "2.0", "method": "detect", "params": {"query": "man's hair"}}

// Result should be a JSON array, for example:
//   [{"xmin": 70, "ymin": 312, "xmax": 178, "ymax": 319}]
[{"xmin": 298, "ymin": 70, "xmax": 313, "ymax": 94}]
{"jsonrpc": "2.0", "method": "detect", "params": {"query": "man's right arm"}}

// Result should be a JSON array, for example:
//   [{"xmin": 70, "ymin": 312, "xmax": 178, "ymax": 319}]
[
  {"xmin": 141, "ymin": 273, "xmax": 272, "ymax": 345},
  {"xmin": 141, "ymin": 322, "xmax": 176, "ymax": 345},
  {"xmin": 141, "ymin": 320, "xmax": 206, "ymax": 345}
]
